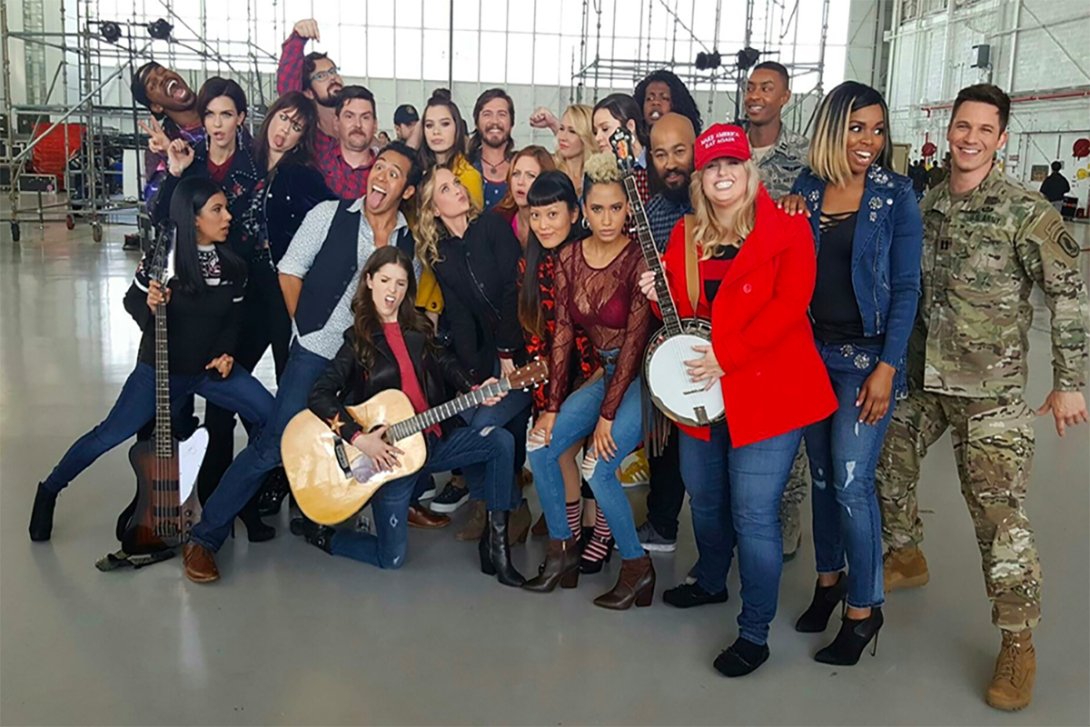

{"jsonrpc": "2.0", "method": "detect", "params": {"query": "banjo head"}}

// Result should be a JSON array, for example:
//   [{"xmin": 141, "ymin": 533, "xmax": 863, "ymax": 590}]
[{"xmin": 644, "ymin": 328, "xmax": 725, "ymax": 427}]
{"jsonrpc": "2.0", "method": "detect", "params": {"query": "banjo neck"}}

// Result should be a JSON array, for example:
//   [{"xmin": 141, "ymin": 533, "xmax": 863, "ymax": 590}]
[{"xmin": 620, "ymin": 174, "xmax": 685, "ymax": 337}]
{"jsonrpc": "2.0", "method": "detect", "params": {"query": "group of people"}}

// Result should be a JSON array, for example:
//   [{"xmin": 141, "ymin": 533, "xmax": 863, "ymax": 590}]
[{"xmin": 25, "ymin": 17, "xmax": 1089, "ymax": 712}]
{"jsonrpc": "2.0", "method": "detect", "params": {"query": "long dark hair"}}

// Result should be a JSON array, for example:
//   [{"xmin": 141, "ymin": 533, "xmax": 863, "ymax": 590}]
[
  {"xmin": 468, "ymin": 87, "xmax": 515, "ymax": 160},
  {"xmin": 350, "ymin": 247, "xmax": 434, "ymax": 369},
  {"xmin": 169, "ymin": 176, "xmax": 246, "ymax": 294},
  {"xmin": 418, "ymin": 89, "xmax": 469, "ymax": 172},
  {"xmin": 594, "ymin": 93, "xmax": 650, "ymax": 150},
  {"xmin": 253, "ymin": 91, "xmax": 319, "ymax": 171},
  {"xmin": 634, "ymin": 70, "xmax": 703, "ymax": 133},
  {"xmin": 519, "ymin": 171, "xmax": 585, "ymax": 337}
]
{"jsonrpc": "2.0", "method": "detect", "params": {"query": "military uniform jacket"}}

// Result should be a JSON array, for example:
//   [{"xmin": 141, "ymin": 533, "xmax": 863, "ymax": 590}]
[
  {"xmin": 913, "ymin": 165, "xmax": 1088, "ymax": 398},
  {"xmin": 753, "ymin": 125, "xmax": 809, "ymax": 199}
]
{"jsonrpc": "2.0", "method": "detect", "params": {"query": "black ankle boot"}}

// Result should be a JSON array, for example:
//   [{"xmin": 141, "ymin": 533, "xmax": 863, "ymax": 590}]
[
  {"xmin": 713, "ymin": 636, "xmax": 770, "ymax": 677},
  {"xmin": 29, "ymin": 483, "xmax": 58, "ymax": 542},
  {"xmin": 795, "ymin": 572, "xmax": 847, "ymax": 633},
  {"xmin": 290, "ymin": 516, "xmax": 334, "ymax": 554},
  {"xmin": 479, "ymin": 510, "xmax": 525, "ymax": 587},
  {"xmin": 814, "ymin": 607, "xmax": 884, "ymax": 666},
  {"xmin": 239, "ymin": 504, "xmax": 276, "ymax": 543},
  {"xmin": 257, "ymin": 468, "xmax": 291, "ymax": 516},
  {"xmin": 579, "ymin": 535, "xmax": 614, "ymax": 574}
]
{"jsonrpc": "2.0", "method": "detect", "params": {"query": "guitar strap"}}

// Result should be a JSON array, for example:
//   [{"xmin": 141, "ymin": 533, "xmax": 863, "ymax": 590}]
[{"xmin": 683, "ymin": 214, "xmax": 699, "ymax": 313}]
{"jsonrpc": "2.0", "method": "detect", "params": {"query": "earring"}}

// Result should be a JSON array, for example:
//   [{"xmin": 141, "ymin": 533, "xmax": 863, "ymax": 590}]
[
  {"xmin": 236, "ymin": 127, "xmax": 242, "ymax": 146},
  {"xmin": 581, "ymin": 217, "xmax": 589, "ymax": 230}
]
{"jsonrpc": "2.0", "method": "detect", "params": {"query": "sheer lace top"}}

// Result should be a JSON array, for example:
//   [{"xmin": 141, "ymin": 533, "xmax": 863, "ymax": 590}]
[{"xmin": 548, "ymin": 238, "xmax": 650, "ymax": 419}]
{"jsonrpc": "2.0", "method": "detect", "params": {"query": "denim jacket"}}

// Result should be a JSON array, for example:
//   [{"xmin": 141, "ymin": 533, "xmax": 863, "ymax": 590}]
[{"xmin": 792, "ymin": 165, "xmax": 923, "ymax": 391}]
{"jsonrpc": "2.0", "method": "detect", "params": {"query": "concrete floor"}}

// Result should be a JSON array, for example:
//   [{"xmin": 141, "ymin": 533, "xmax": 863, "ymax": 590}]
[{"xmin": 1, "ymin": 212, "xmax": 1088, "ymax": 726}]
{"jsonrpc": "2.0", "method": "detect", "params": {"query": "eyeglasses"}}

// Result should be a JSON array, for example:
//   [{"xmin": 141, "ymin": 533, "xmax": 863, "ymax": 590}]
[{"xmin": 309, "ymin": 65, "xmax": 339, "ymax": 83}]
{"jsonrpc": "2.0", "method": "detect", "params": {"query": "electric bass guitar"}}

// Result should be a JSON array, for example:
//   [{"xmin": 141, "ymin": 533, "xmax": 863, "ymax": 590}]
[
  {"xmin": 117, "ymin": 221, "xmax": 208, "ymax": 554},
  {"xmin": 609, "ymin": 127, "xmax": 725, "ymax": 427},
  {"xmin": 282, "ymin": 360, "xmax": 549, "ymax": 525}
]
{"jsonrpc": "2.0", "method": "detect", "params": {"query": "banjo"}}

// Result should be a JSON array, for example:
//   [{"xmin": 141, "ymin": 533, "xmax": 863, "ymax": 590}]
[{"xmin": 609, "ymin": 127, "xmax": 725, "ymax": 428}]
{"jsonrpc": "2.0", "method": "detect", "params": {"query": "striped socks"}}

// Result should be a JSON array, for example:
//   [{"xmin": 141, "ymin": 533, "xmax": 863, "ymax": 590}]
[
  {"xmin": 582, "ymin": 507, "xmax": 613, "ymax": 562},
  {"xmin": 565, "ymin": 501, "xmax": 582, "ymax": 542}
]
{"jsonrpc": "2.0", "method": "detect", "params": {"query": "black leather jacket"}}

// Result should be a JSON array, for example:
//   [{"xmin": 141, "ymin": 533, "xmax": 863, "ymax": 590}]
[{"xmin": 308, "ymin": 327, "xmax": 475, "ymax": 443}]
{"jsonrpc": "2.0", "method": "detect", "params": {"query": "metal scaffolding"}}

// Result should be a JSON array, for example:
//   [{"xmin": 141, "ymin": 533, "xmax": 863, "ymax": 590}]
[
  {"xmin": 1, "ymin": 0, "xmax": 281, "ymax": 242},
  {"xmin": 569, "ymin": 0, "xmax": 830, "ymax": 133}
]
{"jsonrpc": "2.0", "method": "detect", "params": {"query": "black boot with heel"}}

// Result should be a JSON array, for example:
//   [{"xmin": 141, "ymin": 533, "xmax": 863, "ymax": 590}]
[
  {"xmin": 795, "ymin": 572, "xmax": 847, "ymax": 633},
  {"xmin": 478, "ymin": 510, "xmax": 525, "ymax": 587},
  {"xmin": 814, "ymin": 608, "xmax": 884, "ymax": 665}
]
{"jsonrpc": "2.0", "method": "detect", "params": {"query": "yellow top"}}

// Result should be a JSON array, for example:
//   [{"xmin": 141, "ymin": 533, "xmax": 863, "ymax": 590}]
[{"xmin": 452, "ymin": 154, "xmax": 485, "ymax": 209}]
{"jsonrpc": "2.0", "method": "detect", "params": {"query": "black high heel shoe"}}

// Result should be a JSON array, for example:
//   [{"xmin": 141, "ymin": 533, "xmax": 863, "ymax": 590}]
[
  {"xmin": 795, "ymin": 572, "xmax": 847, "ymax": 632},
  {"xmin": 579, "ymin": 534, "xmax": 614, "ymax": 574},
  {"xmin": 478, "ymin": 510, "xmax": 525, "ymax": 587},
  {"xmin": 814, "ymin": 608, "xmax": 884, "ymax": 665},
  {"xmin": 257, "ymin": 468, "xmax": 291, "ymax": 517}
]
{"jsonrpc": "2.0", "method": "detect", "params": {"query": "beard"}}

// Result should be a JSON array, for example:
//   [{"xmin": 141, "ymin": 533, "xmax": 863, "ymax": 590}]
[{"xmin": 662, "ymin": 174, "xmax": 692, "ymax": 204}]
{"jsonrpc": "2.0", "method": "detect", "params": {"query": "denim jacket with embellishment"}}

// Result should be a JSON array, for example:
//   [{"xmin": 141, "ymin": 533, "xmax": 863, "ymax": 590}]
[{"xmin": 792, "ymin": 165, "xmax": 923, "ymax": 393}]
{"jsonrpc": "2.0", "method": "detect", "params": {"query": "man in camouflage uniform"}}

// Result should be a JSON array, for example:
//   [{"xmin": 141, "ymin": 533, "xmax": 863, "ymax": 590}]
[
  {"xmin": 744, "ymin": 60, "xmax": 811, "ymax": 558},
  {"xmin": 877, "ymin": 84, "xmax": 1089, "ymax": 711}
]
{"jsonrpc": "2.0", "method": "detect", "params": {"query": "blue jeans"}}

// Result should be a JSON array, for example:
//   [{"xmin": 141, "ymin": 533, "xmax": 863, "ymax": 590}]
[
  {"xmin": 461, "ymin": 384, "xmax": 532, "ymax": 477},
  {"xmin": 43, "ymin": 362, "xmax": 273, "ymax": 494},
  {"xmin": 528, "ymin": 364, "xmax": 645, "ymax": 560},
  {"xmin": 190, "ymin": 341, "xmax": 330, "ymax": 552},
  {"xmin": 728, "ymin": 427, "xmax": 802, "ymax": 645},
  {"xmin": 804, "ymin": 341, "xmax": 891, "ymax": 609},
  {"xmin": 329, "ymin": 424, "xmax": 516, "ymax": 569},
  {"xmin": 678, "ymin": 424, "xmax": 735, "ymax": 593}
]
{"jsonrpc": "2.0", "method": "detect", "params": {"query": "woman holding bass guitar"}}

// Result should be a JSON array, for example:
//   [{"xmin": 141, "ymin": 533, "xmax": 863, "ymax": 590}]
[
  {"xmin": 291, "ymin": 246, "xmax": 527, "ymax": 587},
  {"xmin": 638, "ymin": 124, "xmax": 836, "ymax": 677},
  {"xmin": 29, "ymin": 177, "xmax": 275, "ymax": 542}
]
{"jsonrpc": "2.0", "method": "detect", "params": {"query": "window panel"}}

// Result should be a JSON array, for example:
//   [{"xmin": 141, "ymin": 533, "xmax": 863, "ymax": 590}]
[
  {"xmin": 479, "ymin": 1, "xmax": 508, "ymax": 32},
  {"xmin": 534, "ymin": 34, "xmax": 562, "ymax": 86},
  {"xmin": 479, "ymin": 31, "xmax": 508, "ymax": 83},
  {"xmin": 452, "ymin": 0, "xmax": 481, "ymax": 30},
  {"xmin": 422, "ymin": 28, "xmax": 450, "ymax": 81},
  {"xmin": 451, "ymin": 29, "xmax": 479, "ymax": 83},
  {"xmin": 395, "ymin": 28, "xmax": 423, "ymax": 78}
]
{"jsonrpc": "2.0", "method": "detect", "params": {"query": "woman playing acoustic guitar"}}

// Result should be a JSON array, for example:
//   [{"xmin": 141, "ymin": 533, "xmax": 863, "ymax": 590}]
[{"xmin": 292, "ymin": 246, "xmax": 525, "ymax": 586}]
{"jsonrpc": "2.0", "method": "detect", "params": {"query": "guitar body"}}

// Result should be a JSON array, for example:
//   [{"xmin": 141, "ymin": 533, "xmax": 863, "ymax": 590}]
[
  {"xmin": 644, "ymin": 319, "xmax": 726, "ymax": 427},
  {"xmin": 283, "ymin": 390, "xmax": 428, "ymax": 525},
  {"xmin": 120, "ymin": 427, "xmax": 207, "ymax": 554}
]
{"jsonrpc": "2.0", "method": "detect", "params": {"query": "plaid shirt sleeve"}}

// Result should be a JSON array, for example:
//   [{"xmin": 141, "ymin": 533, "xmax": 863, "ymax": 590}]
[{"xmin": 277, "ymin": 32, "xmax": 306, "ymax": 96}]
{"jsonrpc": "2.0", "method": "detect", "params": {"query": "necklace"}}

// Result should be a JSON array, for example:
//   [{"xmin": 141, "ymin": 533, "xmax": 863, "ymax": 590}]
[{"xmin": 481, "ymin": 151, "xmax": 509, "ymax": 176}]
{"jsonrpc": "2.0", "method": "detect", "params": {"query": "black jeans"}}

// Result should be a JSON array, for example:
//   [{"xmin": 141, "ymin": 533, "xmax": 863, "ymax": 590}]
[
  {"xmin": 645, "ymin": 426, "xmax": 684, "ymax": 540},
  {"xmin": 197, "ymin": 254, "xmax": 292, "ymax": 506}
]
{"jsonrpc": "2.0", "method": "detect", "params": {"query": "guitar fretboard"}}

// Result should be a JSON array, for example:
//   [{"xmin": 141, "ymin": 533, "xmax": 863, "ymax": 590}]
[
  {"xmin": 622, "ymin": 175, "xmax": 684, "ymax": 337},
  {"xmin": 154, "ymin": 301, "xmax": 174, "ymax": 458},
  {"xmin": 386, "ymin": 380, "xmax": 510, "ymax": 443}
]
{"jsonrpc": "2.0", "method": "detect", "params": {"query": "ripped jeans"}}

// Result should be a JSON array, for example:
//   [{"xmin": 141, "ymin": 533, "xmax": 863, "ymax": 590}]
[
  {"xmin": 330, "ymin": 424, "xmax": 516, "ymax": 569},
  {"xmin": 804, "ymin": 341, "xmax": 892, "ymax": 609}
]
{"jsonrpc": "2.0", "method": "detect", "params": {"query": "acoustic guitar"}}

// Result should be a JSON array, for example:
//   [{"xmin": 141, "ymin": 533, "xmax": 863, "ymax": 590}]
[{"xmin": 282, "ymin": 360, "xmax": 548, "ymax": 525}]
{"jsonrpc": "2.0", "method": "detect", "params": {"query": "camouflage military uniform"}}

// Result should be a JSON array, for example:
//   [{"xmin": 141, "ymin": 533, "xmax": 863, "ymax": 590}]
[
  {"xmin": 877, "ymin": 165, "xmax": 1089, "ymax": 631},
  {"xmin": 751, "ymin": 123, "xmax": 811, "ymax": 553}
]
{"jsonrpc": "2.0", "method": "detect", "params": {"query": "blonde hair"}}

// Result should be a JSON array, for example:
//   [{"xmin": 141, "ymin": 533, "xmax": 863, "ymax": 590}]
[
  {"xmin": 583, "ymin": 151, "xmax": 623, "ymax": 187},
  {"xmin": 690, "ymin": 158, "xmax": 761, "ymax": 260},
  {"xmin": 554, "ymin": 104, "xmax": 596, "ymax": 193},
  {"xmin": 414, "ymin": 168, "xmax": 482, "ymax": 267}
]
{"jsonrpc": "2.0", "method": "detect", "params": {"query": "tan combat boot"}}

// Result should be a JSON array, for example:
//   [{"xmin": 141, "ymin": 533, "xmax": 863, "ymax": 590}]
[
  {"xmin": 883, "ymin": 546, "xmax": 930, "ymax": 592},
  {"xmin": 986, "ymin": 630, "xmax": 1036, "ymax": 711}
]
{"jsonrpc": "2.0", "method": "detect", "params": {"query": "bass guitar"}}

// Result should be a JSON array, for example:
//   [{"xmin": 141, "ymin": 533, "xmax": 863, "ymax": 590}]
[
  {"xmin": 282, "ymin": 360, "xmax": 548, "ymax": 525},
  {"xmin": 117, "ymin": 221, "xmax": 208, "ymax": 555},
  {"xmin": 609, "ymin": 127, "xmax": 725, "ymax": 427}
]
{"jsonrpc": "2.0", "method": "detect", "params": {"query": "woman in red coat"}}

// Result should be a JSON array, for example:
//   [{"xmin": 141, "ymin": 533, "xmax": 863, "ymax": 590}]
[{"xmin": 639, "ymin": 124, "xmax": 836, "ymax": 677}]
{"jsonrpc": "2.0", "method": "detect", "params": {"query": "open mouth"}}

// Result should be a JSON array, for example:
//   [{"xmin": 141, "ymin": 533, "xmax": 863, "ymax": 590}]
[
  {"xmin": 746, "ymin": 104, "xmax": 764, "ymax": 115},
  {"xmin": 649, "ymin": 110, "xmax": 662, "ymax": 121},
  {"xmin": 853, "ymin": 150, "xmax": 873, "ymax": 163},
  {"xmin": 383, "ymin": 294, "xmax": 397, "ymax": 306},
  {"xmin": 714, "ymin": 179, "xmax": 735, "ymax": 190},
  {"xmin": 956, "ymin": 145, "xmax": 982, "ymax": 157},
  {"xmin": 273, "ymin": 134, "xmax": 286, "ymax": 148},
  {"xmin": 367, "ymin": 183, "xmax": 388, "ymax": 210},
  {"xmin": 166, "ymin": 79, "xmax": 189, "ymax": 100}
]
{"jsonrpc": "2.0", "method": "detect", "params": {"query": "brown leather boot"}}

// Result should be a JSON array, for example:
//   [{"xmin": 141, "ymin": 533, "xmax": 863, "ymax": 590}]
[
  {"xmin": 183, "ymin": 542, "xmax": 220, "ymax": 583},
  {"xmin": 986, "ymin": 630, "xmax": 1036, "ymax": 711},
  {"xmin": 593, "ymin": 554, "xmax": 655, "ymax": 610},
  {"xmin": 883, "ymin": 546, "xmax": 929, "ymax": 592},
  {"xmin": 455, "ymin": 500, "xmax": 486, "ymax": 541},
  {"xmin": 522, "ymin": 538, "xmax": 580, "ymax": 592},
  {"xmin": 508, "ymin": 500, "xmax": 531, "ymax": 545}
]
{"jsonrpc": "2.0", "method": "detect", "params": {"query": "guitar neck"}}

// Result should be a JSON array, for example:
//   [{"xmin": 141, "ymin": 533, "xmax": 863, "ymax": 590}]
[
  {"xmin": 154, "ymin": 301, "xmax": 173, "ymax": 456},
  {"xmin": 387, "ymin": 380, "xmax": 511, "ymax": 442},
  {"xmin": 622, "ymin": 175, "xmax": 684, "ymax": 336}
]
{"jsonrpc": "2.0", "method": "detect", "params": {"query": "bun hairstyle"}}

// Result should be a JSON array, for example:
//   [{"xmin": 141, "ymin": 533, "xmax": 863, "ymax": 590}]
[
  {"xmin": 418, "ymin": 88, "xmax": 469, "ymax": 173},
  {"xmin": 582, "ymin": 152, "xmax": 624, "ymax": 195}
]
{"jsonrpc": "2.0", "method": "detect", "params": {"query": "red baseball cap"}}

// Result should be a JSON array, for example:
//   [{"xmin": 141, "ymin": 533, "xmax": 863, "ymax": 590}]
[{"xmin": 694, "ymin": 123, "xmax": 751, "ymax": 170}]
